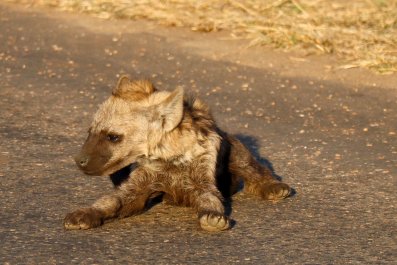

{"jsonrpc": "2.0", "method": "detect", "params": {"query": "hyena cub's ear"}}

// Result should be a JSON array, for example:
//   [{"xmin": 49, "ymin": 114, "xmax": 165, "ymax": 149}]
[
  {"xmin": 112, "ymin": 75, "xmax": 155, "ymax": 100},
  {"xmin": 156, "ymin": 87, "xmax": 184, "ymax": 132}
]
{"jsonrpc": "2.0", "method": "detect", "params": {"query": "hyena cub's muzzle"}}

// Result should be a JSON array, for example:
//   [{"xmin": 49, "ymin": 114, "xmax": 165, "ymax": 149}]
[
  {"xmin": 74, "ymin": 153, "xmax": 90, "ymax": 170},
  {"xmin": 75, "ymin": 153, "xmax": 88, "ymax": 167},
  {"xmin": 74, "ymin": 152, "xmax": 111, "ymax": 176},
  {"xmin": 74, "ymin": 153, "xmax": 95, "ymax": 175},
  {"xmin": 73, "ymin": 131, "xmax": 116, "ymax": 175}
]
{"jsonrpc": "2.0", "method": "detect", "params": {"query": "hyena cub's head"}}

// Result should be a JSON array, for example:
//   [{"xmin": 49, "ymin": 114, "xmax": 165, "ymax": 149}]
[{"xmin": 75, "ymin": 76, "xmax": 184, "ymax": 176}]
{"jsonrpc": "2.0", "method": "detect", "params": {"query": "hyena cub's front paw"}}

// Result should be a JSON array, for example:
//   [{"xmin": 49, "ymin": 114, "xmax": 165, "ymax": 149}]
[
  {"xmin": 262, "ymin": 182, "xmax": 291, "ymax": 201},
  {"xmin": 64, "ymin": 208, "xmax": 103, "ymax": 230},
  {"xmin": 199, "ymin": 212, "xmax": 230, "ymax": 232}
]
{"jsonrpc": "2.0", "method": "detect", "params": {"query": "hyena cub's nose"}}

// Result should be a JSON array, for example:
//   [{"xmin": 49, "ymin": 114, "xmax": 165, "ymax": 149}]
[{"xmin": 75, "ymin": 155, "xmax": 89, "ymax": 168}]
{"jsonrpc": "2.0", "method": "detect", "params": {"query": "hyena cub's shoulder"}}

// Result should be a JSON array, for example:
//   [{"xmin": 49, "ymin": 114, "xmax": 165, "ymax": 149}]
[{"xmin": 66, "ymin": 76, "xmax": 291, "ymax": 232}]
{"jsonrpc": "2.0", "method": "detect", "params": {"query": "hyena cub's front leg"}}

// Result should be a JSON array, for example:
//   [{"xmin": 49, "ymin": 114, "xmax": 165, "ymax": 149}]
[
  {"xmin": 194, "ymin": 189, "xmax": 230, "ymax": 232},
  {"xmin": 64, "ymin": 194, "xmax": 122, "ymax": 230},
  {"xmin": 187, "ymin": 150, "xmax": 231, "ymax": 232},
  {"xmin": 64, "ymin": 171, "xmax": 153, "ymax": 230}
]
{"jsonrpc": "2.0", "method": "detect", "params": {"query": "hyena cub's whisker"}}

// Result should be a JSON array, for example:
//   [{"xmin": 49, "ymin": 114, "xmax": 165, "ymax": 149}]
[{"xmin": 64, "ymin": 75, "xmax": 292, "ymax": 231}]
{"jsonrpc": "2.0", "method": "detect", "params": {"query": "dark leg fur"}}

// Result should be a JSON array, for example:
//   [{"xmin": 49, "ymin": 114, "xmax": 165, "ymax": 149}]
[{"xmin": 227, "ymin": 135, "xmax": 291, "ymax": 200}]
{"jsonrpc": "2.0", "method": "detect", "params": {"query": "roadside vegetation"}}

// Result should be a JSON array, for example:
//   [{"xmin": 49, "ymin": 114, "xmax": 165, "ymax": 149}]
[{"xmin": 9, "ymin": 0, "xmax": 397, "ymax": 73}]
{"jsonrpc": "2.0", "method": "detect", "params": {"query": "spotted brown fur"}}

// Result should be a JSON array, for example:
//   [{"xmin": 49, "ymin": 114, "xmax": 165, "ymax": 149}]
[{"xmin": 64, "ymin": 76, "xmax": 291, "ymax": 232}]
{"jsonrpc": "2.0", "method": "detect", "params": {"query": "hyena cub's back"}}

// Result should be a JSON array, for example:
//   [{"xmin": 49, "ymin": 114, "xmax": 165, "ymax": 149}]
[{"xmin": 64, "ymin": 76, "xmax": 291, "ymax": 232}]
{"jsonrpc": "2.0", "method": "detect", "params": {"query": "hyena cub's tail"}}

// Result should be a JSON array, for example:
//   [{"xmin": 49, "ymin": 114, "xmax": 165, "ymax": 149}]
[{"xmin": 227, "ymin": 135, "xmax": 291, "ymax": 201}]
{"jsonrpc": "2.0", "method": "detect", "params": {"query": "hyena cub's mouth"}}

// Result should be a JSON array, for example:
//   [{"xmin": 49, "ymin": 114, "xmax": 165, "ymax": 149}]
[{"xmin": 83, "ymin": 158, "xmax": 134, "ymax": 177}]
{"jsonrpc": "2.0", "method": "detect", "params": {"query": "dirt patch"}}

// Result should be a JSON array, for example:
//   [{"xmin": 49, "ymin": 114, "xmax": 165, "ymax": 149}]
[
  {"xmin": 6, "ymin": 2, "xmax": 395, "ymax": 91},
  {"xmin": 7, "ymin": 0, "xmax": 397, "ymax": 74}
]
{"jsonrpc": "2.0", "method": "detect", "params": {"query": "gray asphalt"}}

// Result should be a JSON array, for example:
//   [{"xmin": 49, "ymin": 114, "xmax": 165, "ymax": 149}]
[{"xmin": 0, "ymin": 3, "xmax": 396, "ymax": 265}]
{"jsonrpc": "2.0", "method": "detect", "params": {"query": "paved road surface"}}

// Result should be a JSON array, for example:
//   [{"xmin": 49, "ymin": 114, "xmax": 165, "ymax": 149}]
[{"xmin": 0, "ymin": 4, "xmax": 396, "ymax": 264}]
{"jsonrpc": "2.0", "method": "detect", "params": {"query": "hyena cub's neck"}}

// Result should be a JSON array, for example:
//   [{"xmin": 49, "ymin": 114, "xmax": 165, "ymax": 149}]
[{"xmin": 146, "ymin": 97, "xmax": 221, "ymax": 166}]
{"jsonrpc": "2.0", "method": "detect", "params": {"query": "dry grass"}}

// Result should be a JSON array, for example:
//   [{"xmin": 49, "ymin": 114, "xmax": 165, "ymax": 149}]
[{"xmin": 8, "ymin": 0, "xmax": 397, "ymax": 73}]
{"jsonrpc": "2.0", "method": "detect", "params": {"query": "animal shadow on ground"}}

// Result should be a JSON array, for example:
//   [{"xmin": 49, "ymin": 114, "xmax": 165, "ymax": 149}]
[
  {"xmin": 235, "ymin": 134, "xmax": 281, "ymax": 181},
  {"xmin": 236, "ymin": 134, "xmax": 296, "ymax": 196},
  {"xmin": 108, "ymin": 134, "xmax": 295, "ymax": 227}
]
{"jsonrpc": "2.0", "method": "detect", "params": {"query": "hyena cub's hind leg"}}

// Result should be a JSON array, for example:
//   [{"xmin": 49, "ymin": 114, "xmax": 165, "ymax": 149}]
[{"xmin": 228, "ymin": 136, "xmax": 291, "ymax": 201}]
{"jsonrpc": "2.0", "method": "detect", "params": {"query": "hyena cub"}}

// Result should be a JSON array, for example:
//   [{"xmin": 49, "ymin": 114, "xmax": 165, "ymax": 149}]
[{"xmin": 64, "ymin": 76, "xmax": 291, "ymax": 232}]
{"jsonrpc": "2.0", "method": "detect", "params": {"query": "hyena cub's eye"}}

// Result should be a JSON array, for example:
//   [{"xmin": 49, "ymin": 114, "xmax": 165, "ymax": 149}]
[{"xmin": 106, "ymin": 133, "xmax": 122, "ymax": 143}]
